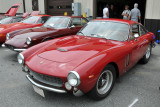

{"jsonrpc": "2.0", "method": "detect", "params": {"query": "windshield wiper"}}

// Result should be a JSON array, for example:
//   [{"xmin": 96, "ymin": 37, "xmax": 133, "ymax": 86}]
[
  {"xmin": 45, "ymin": 25, "xmax": 54, "ymax": 28},
  {"xmin": 91, "ymin": 34, "xmax": 106, "ymax": 39},
  {"xmin": 78, "ymin": 31, "xmax": 84, "ymax": 35}
]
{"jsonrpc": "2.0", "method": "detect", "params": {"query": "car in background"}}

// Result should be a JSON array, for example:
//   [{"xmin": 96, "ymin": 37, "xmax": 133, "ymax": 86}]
[
  {"xmin": 0, "ymin": 15, "xmax": 50, "ymax": 43},
  {"xmin": 0, "ymin": 3, "xmax": 21, "ymax": 20},
  {"xmin": 17, "ymin": 19, "xmax": 155, "ymax": 100},
  {"xmin": 0, "ymin": 16, "xmax": 24, "ymax": 24},
  {"xmin": 4, "ymin": 16, "xmax": 88, "ymax": 52}
]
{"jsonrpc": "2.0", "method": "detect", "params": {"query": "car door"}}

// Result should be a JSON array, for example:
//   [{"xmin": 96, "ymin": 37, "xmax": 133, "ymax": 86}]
[
  {"xmin": 127, "ymin": 24, "xmax": 144, "ymax": 68},
  {"xmin": 139, "ymin": 25, "xmax": 150, "ymax": 57}
]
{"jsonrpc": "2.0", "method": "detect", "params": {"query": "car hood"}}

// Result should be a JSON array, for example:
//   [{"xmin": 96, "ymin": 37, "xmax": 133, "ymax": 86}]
[
  {"xmin": 36, "ymin": 35, "xmax": 122, "ymax": 63},
  {"xmin": 26, "ymin": 35, "xmax": 123, "ymax": 77},
  {"xmin": 13, "ymin": 27, "xmax": 60, "ymax": 39},
  {"xmin": 0, "ymin": 22, "xmax": 31, "ymax": 33}
]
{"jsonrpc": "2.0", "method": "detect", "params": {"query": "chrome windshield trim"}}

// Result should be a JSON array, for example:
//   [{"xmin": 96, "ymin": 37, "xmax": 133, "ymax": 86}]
[{"xmin": 26, "ymin": 75, "xmax": 67, "ymax": 93}]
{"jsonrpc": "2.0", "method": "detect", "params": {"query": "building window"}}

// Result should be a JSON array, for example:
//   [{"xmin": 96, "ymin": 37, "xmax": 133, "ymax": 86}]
[
  {"xmin": 32, "ymin": 0, "xmax": 39, "ymax": 11},
  {"xmin": 49, "ymin": 6, "xmax": 54, "ymax": 9}
]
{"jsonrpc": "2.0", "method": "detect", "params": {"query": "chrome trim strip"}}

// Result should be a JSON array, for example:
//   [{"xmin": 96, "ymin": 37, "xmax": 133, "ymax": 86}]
[
  {"xmin": 26, "ymin": 75, "xmax": 67, "ymax": 93},
  {"xmin": 14, "ymin": 49, "xmax": 26, "ymax": 52}
]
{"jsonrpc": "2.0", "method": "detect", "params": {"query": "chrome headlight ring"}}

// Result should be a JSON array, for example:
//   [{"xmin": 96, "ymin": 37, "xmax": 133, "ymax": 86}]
[
  {"xmin": 26, "ymin": 37, "xmax": 31, "ymax": 45},
  {"xmin": 17, "ymin": 53, "xmax": 24, "ymax": 64},
  {"xmin": 6, "ymin": 33, "xmax": 11, "ymax": 40},
  {"xmin": 67, "ymin": 71, "xmax": 81, "ymax": 87}
]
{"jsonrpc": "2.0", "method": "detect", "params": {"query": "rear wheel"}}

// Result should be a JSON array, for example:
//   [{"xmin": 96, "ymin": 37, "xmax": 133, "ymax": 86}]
[
  {"xmin": 140, "ymin": 43, "xmax": 152, "ymax": 64},
  {"xmin": 88, "ymin": 64, "xmax": 116, "ymax": 100}
]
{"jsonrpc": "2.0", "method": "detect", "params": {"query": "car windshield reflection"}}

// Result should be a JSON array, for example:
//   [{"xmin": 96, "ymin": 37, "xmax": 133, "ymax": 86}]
[
  {"xmin": 21, "ymin": 16, "xmax": 40, "ymax": 24},
  {"xmin": 77, "ymin": 21, "xmax": 129, "ymax": 41},
  {"xmin": 43, "ymin": 17, "xmax": 70, "ymax": 29}
]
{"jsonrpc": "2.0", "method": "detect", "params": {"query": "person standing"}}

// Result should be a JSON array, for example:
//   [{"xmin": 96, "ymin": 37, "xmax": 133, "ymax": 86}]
[
  {"xmin": 103, "ymin": 5, "xmax": 109, "ymax": 18},
  {"xmin": 109, "ymin": 4, "xmax": 117, "ymax": 18},
  {"xmin": 121, "ymin": 5, "xmax": 130, "ymax": 20},
  {"xmin": 129, "ymin": 3, "xmax": 141, "ymax": 23}
]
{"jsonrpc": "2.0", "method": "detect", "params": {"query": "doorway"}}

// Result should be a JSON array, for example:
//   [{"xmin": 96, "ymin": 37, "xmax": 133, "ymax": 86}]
[
  {"xmin": 46, "ymin": 0, "xmax": 73, "ymax": 16},
  {"xmin": 96, "ymin": 0, "xmax": 146, "ymax": 24}
]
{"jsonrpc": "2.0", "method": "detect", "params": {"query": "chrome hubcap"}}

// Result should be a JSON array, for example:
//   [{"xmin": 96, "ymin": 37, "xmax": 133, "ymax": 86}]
[
  {"xmin": 146, "ymin": 45, "xmax": 151, "ymax": 59},
  {"xmin": 97, "ymin": 70, "xmax": 113, "ymax": 95}
]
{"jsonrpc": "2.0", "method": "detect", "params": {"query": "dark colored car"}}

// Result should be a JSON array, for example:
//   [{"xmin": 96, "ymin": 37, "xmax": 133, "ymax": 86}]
[{"xmin": 4, "ymin": 16, "xmax": 88, "ymax": 52}]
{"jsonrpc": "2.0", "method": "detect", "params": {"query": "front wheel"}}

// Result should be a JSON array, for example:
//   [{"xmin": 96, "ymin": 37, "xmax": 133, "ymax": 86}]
[
  {"xmin": 88, "ymin": 64, "xmax": 116, "ymax": 100},
  {"xmin": 140, "ymin": 43, "xmax": 152, "ymax": 64}
]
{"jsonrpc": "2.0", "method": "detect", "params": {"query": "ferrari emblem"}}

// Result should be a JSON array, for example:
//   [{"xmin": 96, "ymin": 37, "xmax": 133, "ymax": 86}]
[{"xmin": 40, "ymin": 61, "xmax": 44, "ymax": 64}]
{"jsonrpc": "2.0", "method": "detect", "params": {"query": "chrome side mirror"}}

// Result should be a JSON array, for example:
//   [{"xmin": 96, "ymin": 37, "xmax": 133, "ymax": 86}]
[{"xmin": 69, "ymin": 25, "xmax": 75, "ymax": 29}]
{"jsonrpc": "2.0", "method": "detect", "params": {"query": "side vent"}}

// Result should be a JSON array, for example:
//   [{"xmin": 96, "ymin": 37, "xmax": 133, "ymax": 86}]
[{"xmin": 125, "ymin": 54, "xmax": 130, "ymax": 67}]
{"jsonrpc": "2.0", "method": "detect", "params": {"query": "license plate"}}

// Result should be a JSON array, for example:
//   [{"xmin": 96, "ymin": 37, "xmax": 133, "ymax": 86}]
[{"xmin": 32, "ymin": 85, "xmax": 45, "ymax": 97}]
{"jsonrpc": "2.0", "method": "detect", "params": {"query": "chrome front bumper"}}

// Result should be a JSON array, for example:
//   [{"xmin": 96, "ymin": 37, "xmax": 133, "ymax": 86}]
[
  {"xmin": 26, "ymin": 75, "xmax": 67, "ymax": 93},
  {"xmin": 13, "ymin": 49, "xmax": 26, "ymax": 52},
  {"xmin": 2, "ymin": 44, "xmax": 26, "ymax": 52}
]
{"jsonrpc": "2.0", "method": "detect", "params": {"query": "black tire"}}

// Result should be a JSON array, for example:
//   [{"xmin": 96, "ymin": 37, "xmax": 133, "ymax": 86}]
[
  {"xmin": 88, "ymin": 64, "xmax": 116, "ymax": 100},
  {"xmin": 140, "ymin": 43, "xmax": 152, "ymax": 64}
]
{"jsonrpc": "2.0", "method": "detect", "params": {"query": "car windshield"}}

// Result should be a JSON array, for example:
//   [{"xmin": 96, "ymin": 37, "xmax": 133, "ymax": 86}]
[
  {"xmin": 77, "ymin": 21, "xmax": 129, "ymax": 41},
  {"xmin": 43, "ymin": 17, "xmax": 70, "ymax": 28},
  {"xmin": 0, "ymin": 17, "xmax": 12, "ymax": 24},
  {"xmin": 20, "ymin": 16, "xmax": 40, "ymax": 24}
]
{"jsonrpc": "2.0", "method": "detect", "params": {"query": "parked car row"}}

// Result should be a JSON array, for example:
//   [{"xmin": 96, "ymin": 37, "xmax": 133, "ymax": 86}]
[{"xmin": 0, "ymin": 4, "xmax": 155, "ymax": 100}]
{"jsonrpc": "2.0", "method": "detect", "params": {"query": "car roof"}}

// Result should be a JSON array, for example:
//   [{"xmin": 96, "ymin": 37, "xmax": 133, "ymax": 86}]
[
  {"xmin": 32, "ymin": 15, "xmax": 51, "ymax": 17},
  {"xmin": 93, "ymin": 18, "xmax": 138, "ymax": 25},
  {"xmin": 50, "ymin": 16, "xmax": 86, "ymax": 18}
]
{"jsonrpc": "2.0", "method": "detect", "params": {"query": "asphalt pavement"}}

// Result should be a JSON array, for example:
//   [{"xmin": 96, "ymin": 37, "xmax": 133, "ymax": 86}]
[{"xmin": 0, "ymin": 44, "xmax": 160, "ymax": 107}]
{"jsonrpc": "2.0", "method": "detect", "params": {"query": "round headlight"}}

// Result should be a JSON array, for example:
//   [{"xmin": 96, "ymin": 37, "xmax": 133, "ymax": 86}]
[
  {"xmin": 26, "ymin": 37, "xmax": 31, "ymax": 45},
  {"xmin": 67, "ymin": 71, "xmax": 80, "ymax": 87},
  {"xmin": 17, "ymin": 53, "xmax": 24, "ymax": 64},
  {"xmin": 6, "ymin": 33, "xmax": 10, "ymax": 40}
]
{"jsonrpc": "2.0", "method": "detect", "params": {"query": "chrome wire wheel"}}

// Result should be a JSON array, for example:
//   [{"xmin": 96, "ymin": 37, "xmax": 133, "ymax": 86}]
[
  {"xmin": 96, "ymin": 70, "xmax": 113, "ymax": 95},
  {"xmin": 146, "ymin": 45, "xmax": 151, "ymax": 59}
]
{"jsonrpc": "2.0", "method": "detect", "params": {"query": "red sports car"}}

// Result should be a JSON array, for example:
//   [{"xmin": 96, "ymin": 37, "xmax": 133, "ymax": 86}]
[
  {"xmin": 18, "ymin": 19, "xmax": 155, "ymax": 100},
  {"xmin": 0, "ymin": 15, "xmax": 50, "ymax": 43},
  {"xmin": 0, "ymin": 3, "xmax": 21, "ymax": 20},
  {"xmin": 4, "ymin": 16, "xmax": 88, "ymax": 52}
]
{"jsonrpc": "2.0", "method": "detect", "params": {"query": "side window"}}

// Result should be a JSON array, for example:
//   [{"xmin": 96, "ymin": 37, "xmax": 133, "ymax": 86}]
[
  {"xmin": 41, "ymin": 16, "xmax": 50, "ymax": 23},
  {"xmin": 139, "ymin": 25, "xmax": 147, "ymax": 36},
  {"xmin": 37, "ymin": 16, "xmax": 50, "ymax": 24},
  {"xmin": 130, "ymin": 24, "xmax": 139, "ymax": 40},
  {"xmin": 72, "ymin": 18, "xmax": 81, "ymax": 26}
]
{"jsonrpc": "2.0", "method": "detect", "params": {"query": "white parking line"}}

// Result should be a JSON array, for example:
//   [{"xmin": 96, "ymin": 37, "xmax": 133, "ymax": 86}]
[{"xmin": 128, "ymin": 98, "xmax": 139, "ymax": 107}]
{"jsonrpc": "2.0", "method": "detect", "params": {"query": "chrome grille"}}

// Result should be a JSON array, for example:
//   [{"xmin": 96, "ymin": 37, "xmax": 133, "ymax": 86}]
[
  {"xmin": 29, "ymin": 69, "xmax": 63, "ymax": 88},
  {"xmin": 5, "ymin": 44, "xmax": 15, "ymax": 51}
]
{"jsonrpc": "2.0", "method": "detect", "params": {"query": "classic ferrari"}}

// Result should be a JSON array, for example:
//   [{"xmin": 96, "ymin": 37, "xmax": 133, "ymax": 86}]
[
  {"xmin": 0, "ymin": 16, "xmax": 25, "ymax": 25},
  {"xmin": 0, "ymin": 3, "xmax": 21, "ymax": 20},
  {"xmin": 17, "ymin": 19, "xmax": 155, "ymax": 100},
  {"xmin": 0, "ymin": 15, "xmax": 50, "ymax": 43},
  {"xmin": 4, "ymin": 16, "xmax": 88, "ymax": 52}
]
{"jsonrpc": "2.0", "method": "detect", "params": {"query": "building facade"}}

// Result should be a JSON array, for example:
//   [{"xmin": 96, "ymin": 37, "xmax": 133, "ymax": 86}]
[{"xmin": 0, "ymin": 0, "xmax": 160, "ymax": 39}]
